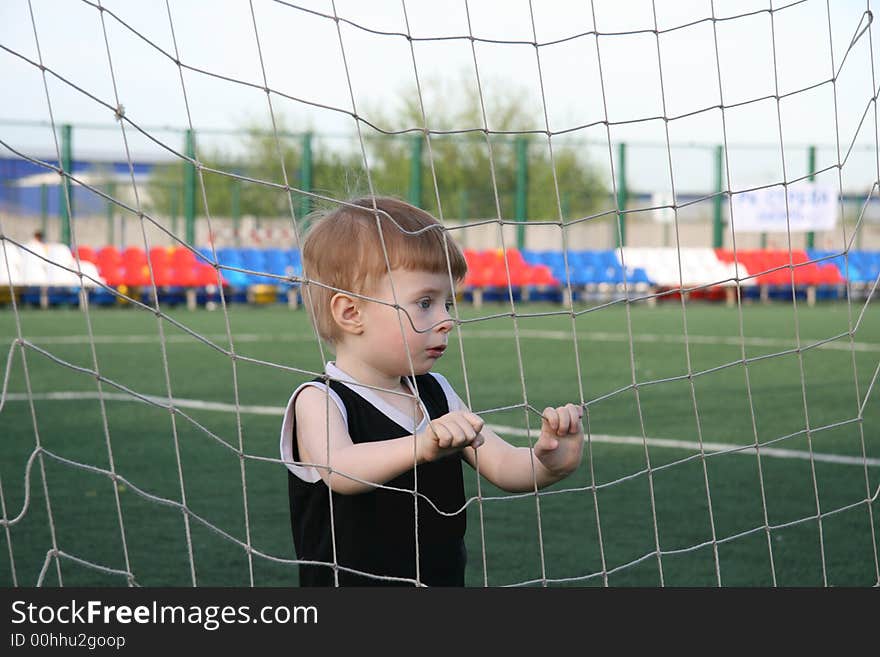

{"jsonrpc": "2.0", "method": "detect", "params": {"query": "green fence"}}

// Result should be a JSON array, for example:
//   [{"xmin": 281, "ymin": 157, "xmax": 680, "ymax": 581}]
[{"xmin": 2, "ymin": 119, "xmax": 871, "ymax": 251}]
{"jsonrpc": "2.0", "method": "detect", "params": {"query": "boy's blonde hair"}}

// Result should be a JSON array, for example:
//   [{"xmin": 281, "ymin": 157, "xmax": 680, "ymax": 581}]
[{"xmin": 301, "ymin": 196, "xmax": 468, "ymax": 344}]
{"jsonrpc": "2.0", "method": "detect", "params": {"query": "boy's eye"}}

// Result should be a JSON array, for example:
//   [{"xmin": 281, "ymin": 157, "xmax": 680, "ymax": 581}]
[
  {"xmin": 417, "ymin": 298, "xmax": 431, "ymax": 310},
  {"xmin": 445, "ymin": 300, "xmax": 454, "ymax": 311}
]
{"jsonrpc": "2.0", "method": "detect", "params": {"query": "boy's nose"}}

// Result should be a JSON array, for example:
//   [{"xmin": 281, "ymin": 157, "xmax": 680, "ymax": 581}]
[{"xmin": 436, "ymin": 311, "xmax": 454, "ymax": 333}]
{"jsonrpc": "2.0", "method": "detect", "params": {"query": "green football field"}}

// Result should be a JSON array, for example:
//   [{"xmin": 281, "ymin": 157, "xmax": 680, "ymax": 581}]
[{"xmin": 1, "ymin": 298, "xmax": 879, "ymax": 587}]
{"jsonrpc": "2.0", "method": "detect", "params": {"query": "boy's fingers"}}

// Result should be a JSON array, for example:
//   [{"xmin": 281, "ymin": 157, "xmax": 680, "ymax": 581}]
[
  {"xmin": 571, "ymin": 404, "xmax": 584, "ymax": 432},
  {"xmin": 448, "ymin": 415, "xmax": 478, "ymax": 447},
  {"xmin": 447, "ymin": 420, "xmax": 468, "ymax": 447},
  {"xmin": 542, "ymin": 407, "xmax": 558, "ymax": 431},
  {"xmin": 555, "ymin": 407, "xmax": 570, "ymax": 436},
  {"xmin": 464, "ymin": 412, "xmax": 484, "ymax": 434},
  {"xmin": 563, "ymin": 404, "xmax": 581, "ymax": 434},
  {"xmin": 430, "ymin": 421, "xmax": 453, "ymax": 448},
  {"xmin": 540, "ymin": 404, "xmax": 584, "ymax": 436}
]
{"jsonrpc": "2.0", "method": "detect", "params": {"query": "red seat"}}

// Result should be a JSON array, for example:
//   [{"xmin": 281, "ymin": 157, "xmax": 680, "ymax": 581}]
[
  {"xmin": 101, "ymin": 265, "xmax": 125, "ymax": 287},
  {"xmin": 122, "ymin": 247, "xmax": 147, "ymax": 268},
  {"xmin": 148, "ymin": 247, "xmax": 172, "ymax": 269},
  {"xmin": 151, "ymin": 264, "xmax": 174, "ymax": 287},
  {"xmin": 97, "ymin": 246, "xmax": 121, "ymax": 267},
  {"xmin": 714, "ymin": 248, "xmax": 735, "ymax": 263},
  {"xmin": 196, "ymin": 263, "xmax": 220, "ymax": 286},
  {"xmin": 171, "ymin": 247, "xmax": 197, "ymax": 269},
  {"xmin": 463, "ymin": 264, "xmax": 489, "ymax": 288},
  {"xmin": 485, "ymin": 263, "xmax": 511, "ymax": 287},
  {"xmin": 76, "ymin": 246, "xmax": 96, "ymax": 263},
  {"xmin": 527, "ymin": 265, "xmax": 557, "ymax": 286},
  {"xmin": 171, "ymin": 266, "xmax": 197, "ymax": 287},
  {"xmin": 819, "ymin": 263, "xmax": 844, "ymax": 285},
  {"xmin": 123, "ymin": 264, "xmax": 151, "ymax": 287},
  {"xmin": 504, "ymin": 248, "xmax": 527, "ymax": 270}
]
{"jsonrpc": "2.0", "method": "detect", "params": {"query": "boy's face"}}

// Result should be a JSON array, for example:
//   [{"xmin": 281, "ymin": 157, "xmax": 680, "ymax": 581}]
[{"xmin": 359, "ymin": 268, "xmax": 455, "ymax": 377}]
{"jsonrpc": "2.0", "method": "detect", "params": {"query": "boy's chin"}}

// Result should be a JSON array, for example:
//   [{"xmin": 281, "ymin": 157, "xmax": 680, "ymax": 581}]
[{"xmin": 402, "ymin": 361, "xmax": 433, "ymax": 376}]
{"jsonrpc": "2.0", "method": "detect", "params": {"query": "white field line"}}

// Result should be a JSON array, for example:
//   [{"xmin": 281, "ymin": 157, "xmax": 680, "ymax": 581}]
[
  {"xmin": 4, "ymin": 390, "xmax": 878, "ymax": 468},
  {"xmin": 11, "ymin": 330, "xmax": 880, "ymax": 352}
]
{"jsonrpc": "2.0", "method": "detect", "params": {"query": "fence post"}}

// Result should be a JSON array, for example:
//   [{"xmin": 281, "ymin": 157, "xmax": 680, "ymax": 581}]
[
  {"xmin": 170, "ymin": 184, "xmax": 179, "ymax": 241},
  {"xmin": 40, "ymin": 183, "xmax": 49, "ymax": 237},
  {"xmin": 106, "ymin": 181, "xmax": 116, "ymax": 246},
  {"xmin": 806, "ymin": 144, "xmax": 816, "ymax": 249},
  {"xmin": 515, "ymin": 136, "xmax": 528, "ymax": 250},
  {"xmin": 59, "ymin": 123, "xmax": 73, "ymax": 246},
  {"xmin": 616, "ymin": 141, "xmax": 627, "ymax": 247},
  {"xmin": 231, "ymin": 175, "xmax": 241, "ymax": 246},
  {"xmin": 300, "ymin": 132, "xmax": 313, "ymax": 220},
  {"xmin": 184, "ymin": 128, "xmax": 197, "ymax": 246},
  {"xmin": 713, "ymin": 145, "xmax": 724, "ymax": 248},
  {"xmin": 409, "ymin": 133, "xmax": 423, "ymax": 208}
]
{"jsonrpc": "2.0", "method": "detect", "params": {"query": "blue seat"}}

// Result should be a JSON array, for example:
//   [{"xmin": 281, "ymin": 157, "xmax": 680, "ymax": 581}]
[
  {"xmin": 597, "ymin": 250, "xmax": 620, "ymax": 268},
  {"xmin": 571, "ymin": 265, "xmax": 595, "ymax": 286},
  {"xmin": 217, "ymin": 247, "xmax": 243, "ymax": 266},
  {"xmin": 545, "ymin": 252, "xmax": 565, "ymax": 269},
  {"xmin": 629, "ymin": 267, "xmax": 652, "ymax": 285},
  {"xmin": 214, "ymin": 248, "xmax": 248, "ymax": 286},
  {"xmin": 808, "ymin": 249, "xmax": 845, "ymax": 274},
  {"xmin": 851, "ymin": 251, "xmax": 878, "ymax": 282},
  {"xmin": 863, "ymin": 254, "xmax": 877, "ymax": 282},
  {"xmin": 239, "ymin": 248, "xmax": 264, "ymax": 267},
  {"xmin": 239, "ymin": 249, "xmax": 276, "ymax": 285},
  {"xmin": 263, "ymin": 250, "xmax": 290, "ymax": 276},
  {"xmin": 221, "ymin": 270, "xmax": 252, "ymax": 288},
  {"xmin": 287, "ymin": 249, "xmax": 302, "ymax": 268},
  {"xmin": 566, "ymin": 251, "xmax": 591, "ymax": 284},
  {"xmin": 601, "ymin": 265, "xmax": 625, "ymax": 284},
  {"xmin": 521, "ymin": 249, "xmax": 543, "ymax": 265}
]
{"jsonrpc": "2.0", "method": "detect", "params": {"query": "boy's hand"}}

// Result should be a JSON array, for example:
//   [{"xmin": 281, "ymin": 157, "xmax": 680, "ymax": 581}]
[
  {"xmin": 417, "ymin": 411, "xmax": 485, "ymax": 463},
  {"xmin": 534, "ymin": 403, "xmax": 584, "ymax": 476}
]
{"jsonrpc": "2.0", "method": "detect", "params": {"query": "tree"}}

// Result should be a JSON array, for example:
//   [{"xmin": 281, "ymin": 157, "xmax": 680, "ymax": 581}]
[
  {"xmin": 361, "ymin": 76, "xmax": 608, "ymax": 222},
  {"xmin": 146, "ymin": 77, "xmax": 607, "ymax": 226},
  {"xmin": 146, "ymin": 121, "xmax": 363, "ymax": 222}
]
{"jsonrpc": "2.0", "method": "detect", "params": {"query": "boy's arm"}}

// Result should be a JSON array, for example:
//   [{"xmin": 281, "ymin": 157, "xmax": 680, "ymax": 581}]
[
  {"xmin": 462, "ymin": 404, "xmax": 584, "ymax": 493},
  {"xmin": 294, "ymin": 386, "xmax": 483, "ymax": 495}
]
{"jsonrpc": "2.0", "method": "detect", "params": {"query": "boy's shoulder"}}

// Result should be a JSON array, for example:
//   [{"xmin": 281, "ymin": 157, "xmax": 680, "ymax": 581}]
[{"xmin": 292, "ymin": 378, "xmax": 344, "ymax": 416}]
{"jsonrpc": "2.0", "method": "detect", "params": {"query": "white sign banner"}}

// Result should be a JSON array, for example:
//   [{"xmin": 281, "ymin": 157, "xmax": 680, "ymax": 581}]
[{"xmin": 730, "ymin": 183, "xmax": 838, "ymax": 233}]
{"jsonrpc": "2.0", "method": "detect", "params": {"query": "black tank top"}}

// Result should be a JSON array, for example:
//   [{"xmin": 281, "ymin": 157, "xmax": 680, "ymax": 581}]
[{"xmin": 288, "ymin": 373, "xmax": 467, "ymax": 586}]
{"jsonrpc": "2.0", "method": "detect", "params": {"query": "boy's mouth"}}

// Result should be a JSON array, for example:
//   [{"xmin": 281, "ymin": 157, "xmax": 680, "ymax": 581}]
[{"xmin": 426, "ymin": 345, "xmax": 446, "ymax": 358}]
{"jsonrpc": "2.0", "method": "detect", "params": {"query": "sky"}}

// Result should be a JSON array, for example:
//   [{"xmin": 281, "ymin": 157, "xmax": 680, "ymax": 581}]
[{"xmin": 1, "ymin": 0, "xmax": 878, "ymax": 193}]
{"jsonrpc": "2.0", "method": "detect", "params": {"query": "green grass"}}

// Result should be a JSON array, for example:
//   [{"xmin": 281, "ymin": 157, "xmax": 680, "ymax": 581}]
[{"xmin": 1, "ymin": 300, "xmax": 879, "ymax": 587}]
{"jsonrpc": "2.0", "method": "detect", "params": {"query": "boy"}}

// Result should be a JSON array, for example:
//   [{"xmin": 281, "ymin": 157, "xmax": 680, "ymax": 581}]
[{"xmin": 279, "ymin": 196, "xmax": 583, "ymax": 586}]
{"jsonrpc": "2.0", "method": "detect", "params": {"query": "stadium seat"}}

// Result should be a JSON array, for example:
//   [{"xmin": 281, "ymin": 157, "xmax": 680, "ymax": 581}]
[
  {"xmin": 96, "ymin": 246, "xmax": 122, "ymax": 268},
  {"xmin": 124, "ymin": 263, "xmax": 151, "ymax": 287},
  {"xmin": 149, "ymin": 246, "xmax": 171, "ymax": 269},
  {"xmin": 122, "ymin": 246, "xmax": 146, "ymax": 267},
  {"xmin": 171, "ymin": 246, "xmax": 197, "ymax": 269},
  {"xmin": 76, "ymin": 245, "xmax": 96, "ymax": 263}
]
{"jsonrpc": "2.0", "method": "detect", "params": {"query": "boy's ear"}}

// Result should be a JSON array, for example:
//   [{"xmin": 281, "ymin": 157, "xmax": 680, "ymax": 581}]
[{"xmin": 329, "ymin": 292, "xmax": 364, "ymax": 336}]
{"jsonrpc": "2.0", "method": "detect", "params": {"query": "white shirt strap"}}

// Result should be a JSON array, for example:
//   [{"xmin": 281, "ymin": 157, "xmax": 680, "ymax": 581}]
[
  {"xmin": 429, "ymin": 371, "xmax": 466, "ymax": 413},
  {"xmin": 279, "ymin": 381, "xmax": 347, "ymax": 482}
]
